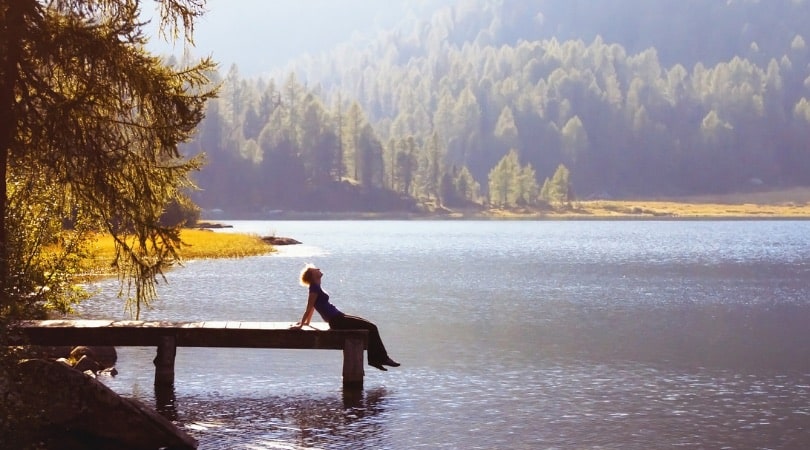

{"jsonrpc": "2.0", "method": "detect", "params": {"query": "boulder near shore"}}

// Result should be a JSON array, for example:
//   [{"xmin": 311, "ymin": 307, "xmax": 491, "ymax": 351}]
[
  {"xmin": 9, "ymin": 358, "xmax": 197, "ymax": 449},
  {"xmin": 5, "ymin": 344, "xmax": 194, "ymax": 449},
  {"xmin": 261, "ymin": 236, "xmax": 302, "ymax": 245}
]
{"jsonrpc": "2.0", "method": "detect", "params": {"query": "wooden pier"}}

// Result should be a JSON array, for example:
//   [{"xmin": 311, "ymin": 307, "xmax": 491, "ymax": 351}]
[{"xmin": 14, "ymin": 320, "xmax": 369, "ymax": 388}]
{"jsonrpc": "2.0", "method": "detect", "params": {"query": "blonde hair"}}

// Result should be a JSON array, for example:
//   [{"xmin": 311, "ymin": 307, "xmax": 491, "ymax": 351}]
[{"xmin": 299, "ymin": 263, "xmax": 317, "ymax": 286}]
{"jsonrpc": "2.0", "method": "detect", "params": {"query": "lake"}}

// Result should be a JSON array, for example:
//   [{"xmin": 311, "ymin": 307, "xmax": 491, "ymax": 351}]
[{"xmin": 75, "ymin": 220, "xmax": 810, "ymax": 449}]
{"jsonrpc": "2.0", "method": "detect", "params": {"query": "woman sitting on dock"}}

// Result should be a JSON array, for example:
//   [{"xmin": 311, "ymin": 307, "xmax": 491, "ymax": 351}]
[{"xmin": 292, "ymin": 263, "xmax": 400, "ymax": 372}]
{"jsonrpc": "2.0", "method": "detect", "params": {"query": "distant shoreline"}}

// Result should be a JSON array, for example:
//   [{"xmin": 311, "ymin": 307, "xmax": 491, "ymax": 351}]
[
  {"xmin": 200, "ymin": 192, "xmax": 810, "ymax": 221},
  {"xmin": 201, "ymin": 210, "xmax": 810, "ymax": 222},
  {"xmin": 200, "ymin": 189, "xmax": 810, "ymax": 222}
]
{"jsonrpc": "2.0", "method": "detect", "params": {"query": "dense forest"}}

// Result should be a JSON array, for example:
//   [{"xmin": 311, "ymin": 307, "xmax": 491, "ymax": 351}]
[{"xmin": 181, "ymin": 0, "xmax": 810, "ymax": 215}]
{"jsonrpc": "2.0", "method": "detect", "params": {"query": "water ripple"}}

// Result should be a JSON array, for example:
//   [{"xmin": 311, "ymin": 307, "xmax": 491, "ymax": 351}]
[{"xmin": 80, "ymin": 220, "xmax": 810, "ymax": 449}]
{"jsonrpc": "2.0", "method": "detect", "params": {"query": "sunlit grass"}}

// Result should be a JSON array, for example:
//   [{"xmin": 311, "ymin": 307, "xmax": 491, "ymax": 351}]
[
  {"xmin": 575, "ymin": 200, "xmax": 810, "ymax": 218},
  {"xmin": 77, "ymin": 229, "xmax": 274, "ymax": 276},
  {"xmin": 484, "ymin": 198, "xmax": 810, "ymax": 219},
  {"xmin": 477, "ymin": 188, "xmax": 810, "ymax": 219},
  {"xmin": 177, "ymin": 229, "xmax": 275, "ymax": 259}
]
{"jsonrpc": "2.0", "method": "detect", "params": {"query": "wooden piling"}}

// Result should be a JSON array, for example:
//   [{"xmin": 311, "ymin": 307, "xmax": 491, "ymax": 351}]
[
  {"xmin": 154, "ymin": 335, "xmax": 177, "ymax": 386},
  {"xmin": 342, "ymin": 336, "xmax": 365, "ymax": 389}
]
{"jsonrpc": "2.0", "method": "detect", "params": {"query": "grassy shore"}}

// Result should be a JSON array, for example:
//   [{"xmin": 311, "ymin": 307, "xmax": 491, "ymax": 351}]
[
  {"xmin": 437, "ymin": 187, "xmax": 810, "ymax": 220},
  {"xmin": 225, "ymin": 188, "xmax": 810, "ymax": 221},
  {"xmin": 78, "ymin": 229, "xmax": 273, "ymax": 276},
  {"xmin": 480, "ymin": 199, "xmax": 810, "ymax": 219},
  {"xmin": 497, "ymin": 188, "xmax": 810, "ymax": 219}
]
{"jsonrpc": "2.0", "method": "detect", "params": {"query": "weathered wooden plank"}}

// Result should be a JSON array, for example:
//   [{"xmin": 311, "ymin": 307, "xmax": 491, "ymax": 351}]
[
  {"xmin": 13, "ymin": 320, "xmax": 367, "ymax": 350},
  {"xmin": 110, "ymin": 320, "xmax": 145, "ymax": 327},
  {"xmin": 233, "ymin": 321, "xmax": 330, "ymax": 330},
  {"xmin": 174, "ymin": 328, "xmax": 367, "ymax": 350},
  {"xmin": 19, "ymin": 319, "xmax": 114, "ymax": 328},
  {"xmin": 17, "ymin": 325, "xmax": 167, "ymax": 346},
  {"xmin": 13, "ymin": 320, "xmax": 369, "ymax": 389},
  {"xmin": 308, "ymin": 322, "xmax": 330, "ymax": 331}
]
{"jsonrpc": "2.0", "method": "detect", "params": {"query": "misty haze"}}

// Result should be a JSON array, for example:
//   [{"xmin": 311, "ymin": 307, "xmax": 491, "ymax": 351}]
[
  {"xmin": 6, "ymin": 1, "xmax": 810, "ymax": 449},
  {"xmin": 153, "ymin": 0, "xmax": 810, "ymax": 217}
]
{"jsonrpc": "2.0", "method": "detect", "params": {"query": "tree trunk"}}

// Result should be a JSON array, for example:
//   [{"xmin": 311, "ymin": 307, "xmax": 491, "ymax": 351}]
[{"xmin": 0, "ymin": 2, "xmax": 25, "ymax": 312}]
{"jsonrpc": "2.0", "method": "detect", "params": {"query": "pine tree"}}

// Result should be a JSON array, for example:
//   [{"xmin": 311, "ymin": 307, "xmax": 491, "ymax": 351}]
[
  {"xmin": 455, "ymin": 166, "xmax": 481, "ymax": 204},
  {"xmin": 488, "ymin": 149, "xmax": 521, "ymax": 207},
  {"xmin": 541, "ymin": 164, "xmax": 573, "ymax": 207},
  {"xmin": 0, "ymin": 0, "xmax": 215, "ymax": 318}
]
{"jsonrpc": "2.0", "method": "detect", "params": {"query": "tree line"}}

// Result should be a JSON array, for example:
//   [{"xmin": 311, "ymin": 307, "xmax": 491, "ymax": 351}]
[{"xmin": 188, "ymin": 13, "xmax": 810, "ymax": 213}]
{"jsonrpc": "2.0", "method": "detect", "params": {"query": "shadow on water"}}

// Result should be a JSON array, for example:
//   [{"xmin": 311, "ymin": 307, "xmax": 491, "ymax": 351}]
[
  {"xmin": 163, "ymin": 387, "xmax": 390, "ymax": 449},
  {"xmin": 155, "ymin": 381, "xmax": 178, "ymax": 422}
]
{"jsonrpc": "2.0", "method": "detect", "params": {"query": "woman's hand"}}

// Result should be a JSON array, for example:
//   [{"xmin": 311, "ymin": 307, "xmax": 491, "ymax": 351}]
[{"xmin": 290, "ymin": 322, "xmax": 304, "ymax": 330}]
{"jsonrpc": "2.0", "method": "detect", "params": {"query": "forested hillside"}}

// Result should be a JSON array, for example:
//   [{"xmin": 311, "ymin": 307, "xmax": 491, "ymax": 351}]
[{"xmin": 184, "ymin": 0, "xmax": 810, "ymax": 215}]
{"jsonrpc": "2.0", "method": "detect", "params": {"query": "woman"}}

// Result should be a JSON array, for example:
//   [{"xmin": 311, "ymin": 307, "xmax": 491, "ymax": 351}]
[{"xmin": 292, "ymin": 263, "xmax": 400, "ymax": 371}]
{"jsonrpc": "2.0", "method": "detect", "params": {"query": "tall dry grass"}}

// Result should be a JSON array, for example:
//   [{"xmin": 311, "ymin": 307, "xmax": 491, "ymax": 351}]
[
  {"xmin": 78, "ymin": 229, "xmax": 273, "ymax": 276},
  {"xmin": 574, "ymin": 199, "xmax": 810, "ymax": 218}
]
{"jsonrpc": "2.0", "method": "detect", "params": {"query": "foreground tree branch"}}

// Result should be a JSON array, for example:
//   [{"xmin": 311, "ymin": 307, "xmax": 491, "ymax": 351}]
[{"xmin": 0, "ymin": 0, "xmax": 216, "ymax": 318}]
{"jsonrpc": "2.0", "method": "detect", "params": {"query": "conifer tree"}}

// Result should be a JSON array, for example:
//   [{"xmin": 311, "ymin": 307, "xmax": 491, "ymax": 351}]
[
  {"xmin": 541, "ymin": 164, "xmax": 572, "ymax": 207},
  {"xmin": 488, "ymin": 149, "xmax": 521, "ymax": 207},
  {"xmin": 455, "ymin": 166, "xmax": 481, "ymax": 204},
  {"xmin": 0, "ymin": 0, "xmax": 216, "ymax": 318}
]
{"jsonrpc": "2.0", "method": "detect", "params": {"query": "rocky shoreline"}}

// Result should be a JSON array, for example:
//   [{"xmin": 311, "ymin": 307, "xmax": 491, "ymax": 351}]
[{"xmin": 8, "ymin": 346, "xmax": 196, "ymax": 449}]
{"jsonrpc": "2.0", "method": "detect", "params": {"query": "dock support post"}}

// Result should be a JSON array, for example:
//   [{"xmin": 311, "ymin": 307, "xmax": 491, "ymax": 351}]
[
  {"xmin": 342, "ymin": 336, "xmax": 364, "ymax": 389},
  {"xmin": 154, "ymin": 335, "xmax": 177, "ymax": 386}
]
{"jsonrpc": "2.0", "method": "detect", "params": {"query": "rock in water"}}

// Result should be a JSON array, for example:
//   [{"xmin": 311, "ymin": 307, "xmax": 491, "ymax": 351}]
[{"xmin": 261, "ymin": 236, "xmax": 302, "ymax": 245}]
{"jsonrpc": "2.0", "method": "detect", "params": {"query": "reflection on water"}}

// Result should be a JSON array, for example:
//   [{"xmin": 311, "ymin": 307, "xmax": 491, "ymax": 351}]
[
  {"xmin": 155, "ymin": 381, "xmax": 178, "ymax": 422},
  {"xmin": 132, "ymin": 361, "xmax": 810, "ymax": 449},
  {"xmin": 177, "ymin": 388, "xmax": 389, "ymax": 449}
]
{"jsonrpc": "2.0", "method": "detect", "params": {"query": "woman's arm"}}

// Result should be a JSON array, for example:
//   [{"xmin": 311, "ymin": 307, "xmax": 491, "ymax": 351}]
[{"xmin": 292, "ymin": 292, "xmax": 317, "ymax": 328}]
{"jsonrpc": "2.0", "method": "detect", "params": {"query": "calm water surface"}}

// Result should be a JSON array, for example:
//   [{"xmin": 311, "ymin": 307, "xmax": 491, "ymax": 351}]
[{"xmin": 76, "ymin": 220, "xmax": 810, "ymax": 449}]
